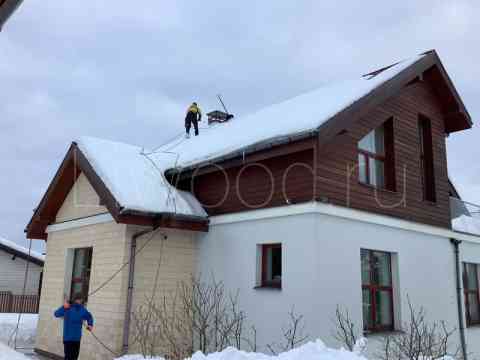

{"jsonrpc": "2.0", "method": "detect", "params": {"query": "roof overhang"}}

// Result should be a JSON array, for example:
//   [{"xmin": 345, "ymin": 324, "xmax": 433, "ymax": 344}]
[
  {"xmin": 25, "ymin": 143, "xmax": 209, "ymax": 240},
  {"xmin": 0, "ymin": 242, "xmax": 44, "ymax": 266},
  {"xmin": 0, "ymin": 0, "xmax": 23, "ymax": 30}
]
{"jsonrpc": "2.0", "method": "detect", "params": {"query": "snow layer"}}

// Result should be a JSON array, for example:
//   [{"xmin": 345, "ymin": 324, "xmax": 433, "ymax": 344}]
[
  {"xmin": 0, "ymin": 342, "xmax": 30, "ymax": 360},
  {"xmin": 0, "ymin": 314, "xmax": 38, "ymax": 348},
  {"xmin": 77, "ymin": 137, "xmax": 208, "ymax": 216},
  {"xmin": 0, "ymin": 237, "xmax": 44, "ymax": 262},
  {"xmin": 452, "ymin": 215, "xmax": 480, "ymax": 236},
  {"xmin": 116, "ymin": 339, "xmax": 368, "ymax": 360},
  {"xmin": 77, "ymin": 55, "xmax": 425, "ymax": 216}
]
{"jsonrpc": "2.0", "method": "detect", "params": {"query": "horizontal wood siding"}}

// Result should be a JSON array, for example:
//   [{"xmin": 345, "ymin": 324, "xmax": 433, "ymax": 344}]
[
  {"xmin": 315, "ymin": 80, "xmax": 451, "ymax": 228},
  {"xmin": 182, "ymin": 148, "xmax": 315, "ymax": 216},
  {"xmin": 0, "ymin": 250, "xmax": 42, "ymax": 295}
]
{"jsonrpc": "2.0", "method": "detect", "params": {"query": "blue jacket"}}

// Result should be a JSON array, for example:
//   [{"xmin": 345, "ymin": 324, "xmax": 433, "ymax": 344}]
[{"xmin": 54, "ymin": 303, "xmax": 94, "ymax": 342}]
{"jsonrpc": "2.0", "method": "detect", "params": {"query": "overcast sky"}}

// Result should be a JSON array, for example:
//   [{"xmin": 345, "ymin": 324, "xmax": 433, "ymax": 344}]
[{"xmin": 1, "ymin": 0, "xmax": 479, "ymax": 253}]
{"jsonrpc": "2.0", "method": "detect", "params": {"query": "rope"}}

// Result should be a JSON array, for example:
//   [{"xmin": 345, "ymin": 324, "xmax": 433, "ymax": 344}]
[
  {"xmin": 85, "ymin": 327, "xmax": 120, "ymax": 358},
  {"xmin": 8, "ymin": 238, "xmax": 33, "ymax": 349},
  {"xmin": 88, "ymin": 227, "xmax": 162, "ymax": 297}
]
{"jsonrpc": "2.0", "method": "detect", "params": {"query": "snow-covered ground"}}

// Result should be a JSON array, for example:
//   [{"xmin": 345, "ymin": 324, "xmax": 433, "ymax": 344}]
[
  {"xmin": 0, "ymin": 314, "xmax": 38, "ymax": 348},
  {"xmin": 0, "ymin": 342, "xmax": 31, "ymax": 360},
  {"xmin": 116, "ymin": 339, "xmax": 367, "ymax": 360}
]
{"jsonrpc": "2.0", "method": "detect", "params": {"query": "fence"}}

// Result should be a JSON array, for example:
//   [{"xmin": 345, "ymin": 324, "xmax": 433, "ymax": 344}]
[{"xmin": 0, "ymin": 291, "xmax": 39, "ymax": 313}]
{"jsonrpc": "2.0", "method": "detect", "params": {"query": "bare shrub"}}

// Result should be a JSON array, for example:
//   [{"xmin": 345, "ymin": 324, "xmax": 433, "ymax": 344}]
[
  {"xmin": 332, "ymin": 305, "xmax": 359, "ymax": 351},
  {"xmin": 132, "ymin": 276, "xmax": 253, "ymax": 359},
  {"xmin": 378, "ymin": 300, "xmax": 460, "ymax": 360},
  {"xmin": 266, "ymin": 307, "xmax": 309, "ymax": 355}
]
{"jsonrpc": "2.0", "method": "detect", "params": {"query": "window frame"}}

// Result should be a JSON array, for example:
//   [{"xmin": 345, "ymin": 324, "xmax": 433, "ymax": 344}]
[
  {"xmin": 357, "ymin": 119, "xmax": 396, "ymax": 191},
  {"xmin": 69, "ymin": 247, "xmax": 93, "ymax": 302},
  {"xmin": 463, "ymin": 262, "xmax": 480, "ymax": 327},
  {"xmin": 361, "ymin": 249, "xmax": 395, "ymax": 333},
  {"xmin": 261, "ymin": 243, "xmax": 282, "ymax": 289},
  {"xmin": 418, "ymin": 115, "xmax": 436, "ymax": 202}
]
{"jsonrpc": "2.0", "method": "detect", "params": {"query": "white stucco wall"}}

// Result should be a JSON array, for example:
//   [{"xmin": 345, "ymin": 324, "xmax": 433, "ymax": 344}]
[{"xmin": 197, "ymin": 208, "xmax": 480, "ymax": 357}]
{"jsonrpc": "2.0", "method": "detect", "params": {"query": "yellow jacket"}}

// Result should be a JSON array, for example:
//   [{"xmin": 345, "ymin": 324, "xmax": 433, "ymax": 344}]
[{"xmin": 187, "ymin": 104, "xmax": 202, "ymax": 116}]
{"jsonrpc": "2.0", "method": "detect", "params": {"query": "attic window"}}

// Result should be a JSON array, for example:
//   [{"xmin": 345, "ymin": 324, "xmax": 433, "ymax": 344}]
[
  {"xmin": 418, "ymin": 115, "xmax": 436, "ymax": 202},
  {"xmin": 358, "ymin": 119, "xmax": 396, "ymax": 191}
]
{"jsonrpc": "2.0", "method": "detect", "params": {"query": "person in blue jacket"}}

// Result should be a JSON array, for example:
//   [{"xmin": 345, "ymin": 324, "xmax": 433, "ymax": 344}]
[{"xmin": 54, "ymin": 294, "xmax": 94, "ymax": 360}]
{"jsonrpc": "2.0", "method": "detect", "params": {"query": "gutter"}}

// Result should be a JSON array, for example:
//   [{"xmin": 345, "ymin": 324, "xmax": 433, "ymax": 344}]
[
  {"xmin": 450, "ymin": 238, "xmax": 468, "ymax": 360},
  {"xmin": 122, "ymin": 227, "xmax": 156, "ymax": 355}
]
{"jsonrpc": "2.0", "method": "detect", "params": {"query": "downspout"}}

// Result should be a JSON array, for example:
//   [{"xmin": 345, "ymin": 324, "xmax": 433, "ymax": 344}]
[
  {"xmin": 451, "ymin": 238, "xmax": 468, "ymax": 360},
  {"xmin": 122, "ymin": 227, "xmax": 155, "ymax": 355}
]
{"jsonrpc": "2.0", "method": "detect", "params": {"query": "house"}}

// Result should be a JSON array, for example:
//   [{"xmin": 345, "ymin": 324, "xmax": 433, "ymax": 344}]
[
  {"xmin": 26, "ymin": 50, "xmax": 480, "ymax": 360},
  {"xmin": 0, "ymin": 0, "xmax": 23, "ymax": 30},
  {"xmin": 0, "ymin": 237, "xmax": 44, "ymax": 313}
]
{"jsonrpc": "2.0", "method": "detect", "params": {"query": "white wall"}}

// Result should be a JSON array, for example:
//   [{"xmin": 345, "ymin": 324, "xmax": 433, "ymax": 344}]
[
  {"xmin": 0, "ymin": 249, "xmax": 42, "ymax": 295},
  {"xmin": 197, "ymin": 210, "xmax": 479, "ymax": 357}
]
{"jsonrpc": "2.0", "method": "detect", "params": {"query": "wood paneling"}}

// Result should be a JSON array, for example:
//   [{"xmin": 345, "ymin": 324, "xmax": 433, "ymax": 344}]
[{"xmin": 315, "ymin": 80, "xmax": 451, "ymax": 228}]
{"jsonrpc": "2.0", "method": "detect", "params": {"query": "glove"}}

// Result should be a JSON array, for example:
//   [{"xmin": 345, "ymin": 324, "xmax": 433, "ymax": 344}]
[
  {"xmin": 87, "ymin": 325, "xmax": 93, "ymax": 332},
  {"xmin": 63, "ymin": 302, "xmax": 70, "ymax": 310}
]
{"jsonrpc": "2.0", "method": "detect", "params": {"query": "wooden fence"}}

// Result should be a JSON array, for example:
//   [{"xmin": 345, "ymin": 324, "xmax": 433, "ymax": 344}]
[{"xmin": 0, "ymin": 291, "xmax": 39, "ymax": 313}]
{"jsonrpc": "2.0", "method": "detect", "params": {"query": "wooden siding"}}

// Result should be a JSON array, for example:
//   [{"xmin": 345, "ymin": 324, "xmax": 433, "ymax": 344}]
[
  {"xmin": 180, "ymin": 147, "xmax": 315, "ymax": 216},
  {"xmin": 184, "ymin": 80, "xmax": 452, "ymax": 228},
  {"xmin": 0, "ymin": 249, "xmax": 42, "ymax": 295},
  {"xmin": 315, "ymin": 80, "xmax": 451, "ymax": 228}
]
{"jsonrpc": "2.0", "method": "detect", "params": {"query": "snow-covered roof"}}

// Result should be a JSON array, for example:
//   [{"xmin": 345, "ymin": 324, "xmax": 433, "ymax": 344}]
[
  {"xmin": 149, "ymin": 55, "xmax": 426, "ymax": 170},
  {"xmin": 77, "ymin": 138, "xmax": 207, "ymax": 217},
  {"xmin": 77, "ymin": 55, "xmax": 427, "ymax": 217},
  {"xmin": 452, "ymin": 215, "xmax": 480, "ymax": 237},
  {"xmin": 0, "ymin": 237, "xmax": 45, "ymax": 262}
]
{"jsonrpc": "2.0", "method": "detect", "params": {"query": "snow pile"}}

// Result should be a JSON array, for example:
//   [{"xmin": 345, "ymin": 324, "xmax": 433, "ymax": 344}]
[
  {"xmin": 115, "ymin": 339, "xmax": 368, "ymax": 360},
  {"xmin": 77, "ymin": 54, "xmax": 426, "ymax": 216},
  {"xmin": 0, "ymin": 314, "xmax": 38, "ymax": 348},
  {"xmin": 0, "ymin": 342, "xmax": 30, "ymax": 360},
  {"xmin": 0, "ymin": 237, "xmax": 44, "ymax": 262},
  {"xmin": 452, "ymin": 215, "xmax": 480, "ymax": 236}
]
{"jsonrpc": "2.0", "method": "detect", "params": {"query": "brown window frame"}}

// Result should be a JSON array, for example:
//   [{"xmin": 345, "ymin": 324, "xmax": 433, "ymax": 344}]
[
  {"xmin": 261, "ymin": 243, "xmax": 282, "ymax": 289},
  {"xmin": 418, "ymin": 115, "xmax": 436, "ymax": 202},
  {"xmin": 361, "ymin": 249, "xmax": 395, "ymax": 333},
  {"xmin": 70, "ymin": 247, "xmax": 93, "ymax": 302},
  {"xmin": 358, "ymin": 119, "xmax": 396, "ymax": 191},
  {"xmin": 463, "ymin": 262, "xmax": 480, "ymax": 327}
]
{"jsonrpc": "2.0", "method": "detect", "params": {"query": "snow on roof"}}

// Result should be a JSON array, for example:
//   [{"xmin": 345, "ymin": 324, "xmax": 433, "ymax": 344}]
[
  {"xmin": 452, "ymin": 215, "xmax": 480, "ymax": 237},
  {"xmin": 0, "ymin": 237, "xmax": 45, "ymax": 262},
  {"xmin": 77, "ymin": 55, "xmax": 425, "ymax": 217},
  {"xmin": 149, "ymin": 54, "xmax": 426, "ymax": 170},
  {"xmin": 77, "ymin": 137, "xmax": 207, "ymax": 217}
]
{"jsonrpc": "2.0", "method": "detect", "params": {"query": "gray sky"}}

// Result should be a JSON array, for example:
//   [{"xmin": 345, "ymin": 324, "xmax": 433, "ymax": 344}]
[{"xmin": 1, "ymin": 0, "xmax": 479, "ymax": 253}]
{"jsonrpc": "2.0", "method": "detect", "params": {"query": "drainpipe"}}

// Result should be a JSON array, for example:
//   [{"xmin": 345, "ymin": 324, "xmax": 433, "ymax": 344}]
[
  {"xmin": 122, "ymin": 227, "xmax": 155, "ymax": 355},
  {"xmin": 451, "ymin": 238, "xmax": 468, "ymax": 360}
]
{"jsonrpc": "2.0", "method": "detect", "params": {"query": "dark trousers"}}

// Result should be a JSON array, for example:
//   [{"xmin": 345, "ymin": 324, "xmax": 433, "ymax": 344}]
[
  {"xmin": 185, "ymin": 112, "xmax": 199, "ymax": 136},
  {"xmin": 64, "ymin": 341, "xmax": 81, "ymax": 360}
]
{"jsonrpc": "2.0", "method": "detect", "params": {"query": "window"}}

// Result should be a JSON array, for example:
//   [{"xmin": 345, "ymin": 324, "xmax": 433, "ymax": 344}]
[
  {"xmin": 418, "ymin": 115, "xmax": 436, "ymax": 202},
  {"xmin": 70, "ymin": 247, "xmax": 93, "ymax": 302},
  {"xmin": 361, "ymin": 249, "xmax": 394, "ymax": 332},
  {"xmin": 463, "ymin": 263, "xmax": 480, "ymax": 326},
  {"xmin": 261, "ymin": 244, "xmax": 282, "ymax": 288},
  {"xmin": 358, "ymin": 119, "xmax": 395, "ymax": 190}
]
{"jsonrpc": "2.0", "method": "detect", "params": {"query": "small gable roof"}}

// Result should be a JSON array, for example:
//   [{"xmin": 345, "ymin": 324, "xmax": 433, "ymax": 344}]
[{"xmin": 0, "ymin": 237, "xmax": 44, "ymax": 266}]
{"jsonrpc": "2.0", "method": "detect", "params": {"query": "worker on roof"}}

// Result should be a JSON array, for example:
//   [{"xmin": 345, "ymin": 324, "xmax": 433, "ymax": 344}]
[{"xmin": 185, "ymin": 102, "xmax": 202, "ymax": 138}]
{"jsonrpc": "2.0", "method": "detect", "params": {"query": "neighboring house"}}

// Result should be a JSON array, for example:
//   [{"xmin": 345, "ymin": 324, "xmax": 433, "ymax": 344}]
[
  {"xmin": 26, "ymin": 50, "xmax": 480, "ymax": 360},
  {"xmin": 0, "ymin": 0, "xmax": 23, "ymax": 31},
  {"xmin": 0, "ymin": 237, "xmax": 44, "ymax": 313}
]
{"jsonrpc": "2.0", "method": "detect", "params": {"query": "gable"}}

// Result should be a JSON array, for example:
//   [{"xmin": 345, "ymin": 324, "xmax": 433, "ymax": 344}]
[
  {"xmin": 316, "ymin": 79, "xmax": 452, "ymax": 228},
  {"xmin": 55, "ymin": 173, "xmax": 108, "ymax": 223}
]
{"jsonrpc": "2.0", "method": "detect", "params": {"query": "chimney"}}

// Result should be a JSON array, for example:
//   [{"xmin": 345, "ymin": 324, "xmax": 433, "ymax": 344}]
[{"xmin": 207, "ymin": 110, "xmax": 234, "ymax": 126}]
